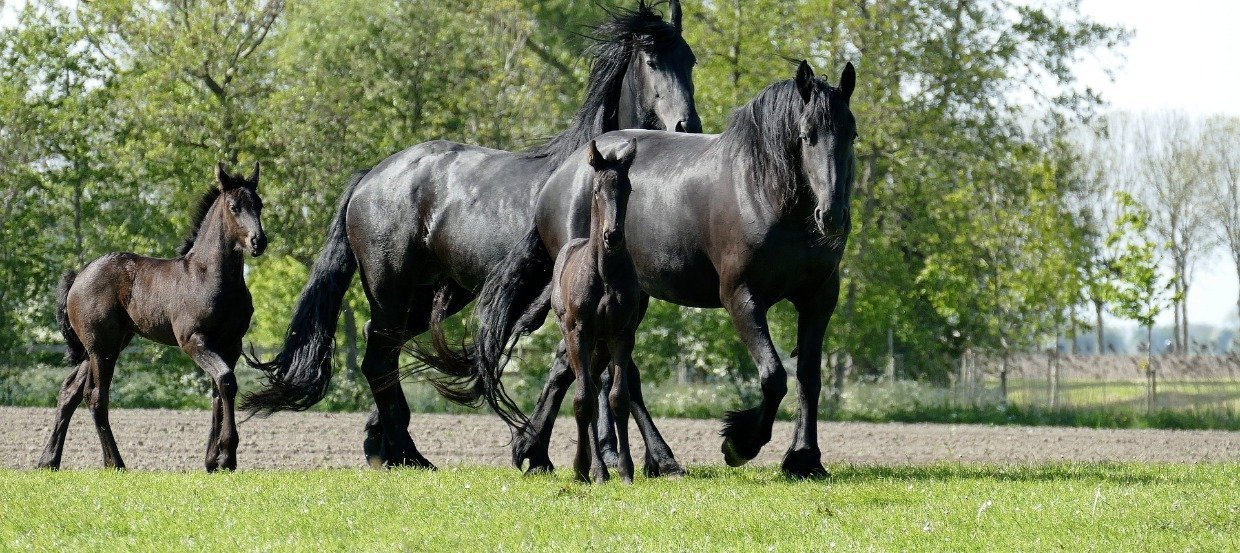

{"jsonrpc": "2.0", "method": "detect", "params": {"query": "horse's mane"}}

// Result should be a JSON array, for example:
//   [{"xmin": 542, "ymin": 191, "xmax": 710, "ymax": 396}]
[
  {"xmin": 718, "ymin": 77, "xmax": 834, "ymax": 211},
  {"xmin": 177, "ymin": 186, "xmax": 222, "ymax": 256},
  {"xmin": 522, "ymin": 1, "xmax": 683, "ymax": 166}
]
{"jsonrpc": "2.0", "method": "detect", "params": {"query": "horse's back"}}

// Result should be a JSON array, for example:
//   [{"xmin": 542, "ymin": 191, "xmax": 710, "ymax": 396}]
[{"xmin": 349, "ymin": 139, "xmax": 555, "ymax": 290}]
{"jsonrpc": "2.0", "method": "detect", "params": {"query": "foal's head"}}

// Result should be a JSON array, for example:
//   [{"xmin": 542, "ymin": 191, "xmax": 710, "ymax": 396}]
[
  {"xmin": 586, "ymin": 138, "xmax": 637, "ymax": 253},
  {"xmin": 214, "ymin": 162, "xmax": 267, "ymax": 257}
]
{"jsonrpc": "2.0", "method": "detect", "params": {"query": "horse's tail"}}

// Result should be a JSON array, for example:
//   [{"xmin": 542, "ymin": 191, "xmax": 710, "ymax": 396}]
[
  {"xmin": 56, "ymin": 270, "xmax": 86, "ymax": 366},
  {"xmin": 402, "ymin": 284, "xmax": 480, "ymax": 406},
  {"xmin": 423, "ymin": 226, "xmax": 553, "ymax": 431},
  {"xmin": 240, "ymin": 170, "xmax": 368, "ymax": 416}
]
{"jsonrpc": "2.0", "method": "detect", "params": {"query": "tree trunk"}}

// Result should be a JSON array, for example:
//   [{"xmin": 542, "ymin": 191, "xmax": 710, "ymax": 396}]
[
  {"xmin": 1094, "ymin": 300, "xmax": 1105, "ymax": 355},
  {"xmin": 1180, "ymin": 280, "xmax": 1190, "ymax": 353},
  {"xmin": 1145, "ymin": 324, "xmax": 1155, "ymax": 414},
  {"xmin": 999, "ymin": 353, "xmax": 1009, "ymax": 408}
]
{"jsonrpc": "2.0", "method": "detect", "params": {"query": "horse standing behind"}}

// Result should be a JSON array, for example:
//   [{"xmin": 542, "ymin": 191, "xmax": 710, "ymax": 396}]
[
  {"xmin": 551, "ymin": 139, "xmax": 641, "ymax": 483},
  {"xmin": 38, "ymin": 163, "xmax": 267, "ymax": 472}
]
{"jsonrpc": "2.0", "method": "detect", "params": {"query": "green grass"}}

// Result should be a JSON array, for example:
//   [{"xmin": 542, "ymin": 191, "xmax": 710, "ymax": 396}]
[{"xmin": 1, "ymin": 464, "xmax": 1235, "ymax": 551}]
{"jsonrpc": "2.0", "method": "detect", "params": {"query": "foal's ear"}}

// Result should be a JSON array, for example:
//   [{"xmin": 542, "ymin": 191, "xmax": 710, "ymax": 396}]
[
  {"xmin": 246, "ymin": 161, "xmax": 260, "ymax": 189},
  {"xmin": 587, "ymin": 140, "xmax": 606, "ymax": 170},
  {"xmin": 215, "ymin": 162, "xmax": 237, "ymax": 191},
  {"xmin": 839, "ymin": 62, "xmax": 856, "ymax": 102},
  {"xmin": 795, "ymin": 60, "xmax": 815, "ymax": 104},
  {"xmin": 618, "ymin": 138, "xmax": 638, "ymax": 169}
]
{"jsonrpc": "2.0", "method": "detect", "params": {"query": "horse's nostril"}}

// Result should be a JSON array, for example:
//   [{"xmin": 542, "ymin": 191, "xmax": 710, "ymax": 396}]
[{"xmin": 675, "ymin": 120, "xmax": 686, "ymax": 132}]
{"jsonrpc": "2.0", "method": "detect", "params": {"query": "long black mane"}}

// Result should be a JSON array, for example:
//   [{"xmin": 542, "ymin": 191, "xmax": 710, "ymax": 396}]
[
  {"xmin": 177, "ymin": 187, "xmax": 222, "ymax": 256},
  {"xmin": 718, "ymin": 77, "xmax": 833, "ymax": 211},
  {"xmin": 523, "ymin": 1, "xmax": 683, "ymax": 166}
]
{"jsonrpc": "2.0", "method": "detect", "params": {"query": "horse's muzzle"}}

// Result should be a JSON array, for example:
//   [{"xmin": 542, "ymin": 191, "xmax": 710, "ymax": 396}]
[{"xmin": 249, "ymin": 235, "xmax": 268, "ymax": 257}]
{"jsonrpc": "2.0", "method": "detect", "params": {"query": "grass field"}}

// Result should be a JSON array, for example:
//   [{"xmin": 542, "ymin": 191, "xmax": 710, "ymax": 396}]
[{"xmin": 1, "ymin": 464, "xmax": 1235, "ymax": 551}]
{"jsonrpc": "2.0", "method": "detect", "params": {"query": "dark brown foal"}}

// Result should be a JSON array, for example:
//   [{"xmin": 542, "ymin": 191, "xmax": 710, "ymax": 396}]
[
  {"xmin": 38, "ymin": 162, "xmax": 267, "ymax": 472},
  {"xmin": 551, "ymin": 139, "xmax": 640, "ymax": 483}
]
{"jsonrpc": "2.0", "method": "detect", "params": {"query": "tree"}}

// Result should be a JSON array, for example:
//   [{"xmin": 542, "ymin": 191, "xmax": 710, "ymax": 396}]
[
  {"xmin": 1204, "ymin": 117, "xmax": 1240, "ymax": 324},
  {"xmin": 1108, "ymin": 192, "xmax": 1174, "ymax": 412},
  {"xmin": 1133, "ymin": 111, "xmax": 1217, "ymax": 353}
]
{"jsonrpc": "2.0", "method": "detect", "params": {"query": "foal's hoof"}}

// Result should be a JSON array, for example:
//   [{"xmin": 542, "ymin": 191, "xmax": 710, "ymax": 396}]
[
  {"xmin": 721, "ymin": 438, "xmax": 751, "ymax": 467},
  {"xmin": 781, "ymin": 449, "xmax": 829, "ymax": 480}
]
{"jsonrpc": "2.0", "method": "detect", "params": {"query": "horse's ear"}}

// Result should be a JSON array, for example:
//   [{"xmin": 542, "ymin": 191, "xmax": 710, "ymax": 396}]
[
  {"xmin": 669, "ymin": 0, "xmax": 683, "ymax": 32},
  {"xmin": 247, "ymin": 161, "xmax": 260, "ymax": 189},
  {"xmin": 587, "ymin": 140, "xmax": 605, "ymax": 170},
  {"xmin": 840, "ymin": 62, "xmax": 856, "ymax": 101},
  {"xmin": 619, "ymin": 138, "xmax": 638, "ymax": 169},
  {"xmin": 215, "ymin": 162, "xmax": 236, "ymax": 191},
  {"xmin": 795, "ymin": 60, "xmax": 815, "ymax": 104}
]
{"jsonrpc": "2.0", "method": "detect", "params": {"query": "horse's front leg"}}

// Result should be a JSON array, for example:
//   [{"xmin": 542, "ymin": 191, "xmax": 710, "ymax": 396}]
[
  {"xmin": 183, "ymin": 335, "xmax": 240, "ymax": 472},
  {"xmin": 719, "ymin": 286, "xmax": 785, "ymax": 467},
  {"xmin": 784, "ymin": 273, "xmax": 839, "ymax": 479}
]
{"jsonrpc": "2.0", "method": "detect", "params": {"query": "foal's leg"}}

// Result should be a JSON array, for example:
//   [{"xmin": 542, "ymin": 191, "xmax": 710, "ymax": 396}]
[
  {"xmin": 513, "ymin": 340, "xmax": 573, "ymax": 473},
  {"xmin": 594, "ymin": 369, "xmax": 619, "ymax": 467},
  {"xmin": 782, "ymin": 277, "xmax": 839, "ymax": 479},
  {"xmin": 86, "ymin": 348, "xmax": 125, "ymax": 469},
  {"xmin": 183, "ymin": 335, "xmax": 240, "ymax": 472},
  {"xmin": 608, "ymin": 339, "xmax": 636, "ymax": 483},
  {"xmin": 719, "ymin": 286, "xmax": 786, "ymax": 467},
  {"xmin": 204, "ymin": 384, "xmax": 223, "ymax": 471},
  {"xmin": 37, "ymin": 361, "xmax": 90, "ymax": 469},
  {"xmin": 565, "ymin": 330, "xmax": 598, "ymax": 483}
]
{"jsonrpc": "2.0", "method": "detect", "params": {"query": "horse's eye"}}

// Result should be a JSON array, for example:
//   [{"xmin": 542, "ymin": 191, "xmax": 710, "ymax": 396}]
[
  {"xmin": 646, "ymin": 59, "xmax": 658, "ymax": 69},
  {"xmin": 229, "ymin": 203, "xmax": 240, "ymax": 214}
]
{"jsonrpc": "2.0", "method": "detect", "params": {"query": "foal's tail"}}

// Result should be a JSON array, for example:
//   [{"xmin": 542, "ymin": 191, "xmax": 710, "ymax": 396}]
[
  {"xmin": 240, "ymin": 170, "xmax": 368, "ymax": 416},
  {"xmin": 56, "ymin": 270, "xmax": 86, "ymax": 366}
]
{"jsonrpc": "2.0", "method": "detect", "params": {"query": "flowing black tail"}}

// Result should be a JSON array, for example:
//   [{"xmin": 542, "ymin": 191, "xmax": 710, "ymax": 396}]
[
  {"xmin": 241, "ymin": 170, "xmax": 368, "ymax": 416},
  {"xmin": 420, "ymin": 226, "xmax": 554, "ymax": 431},
  {"xmin": 56, "ymin": 270, "xmax": 86, "ymax": 365}
]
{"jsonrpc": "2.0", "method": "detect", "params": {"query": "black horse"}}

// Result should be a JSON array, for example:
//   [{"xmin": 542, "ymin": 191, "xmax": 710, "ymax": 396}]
[
  {"xmin": 40, "ymin": 163, "xmax": 267, "ymax": 472},
  {"xmin": 435, "ymin": 61, "xmax": 857, "ymax": 478},
  {"xmin": 242, "ymin": 1, "xmax": 700, "ymax": 470}
]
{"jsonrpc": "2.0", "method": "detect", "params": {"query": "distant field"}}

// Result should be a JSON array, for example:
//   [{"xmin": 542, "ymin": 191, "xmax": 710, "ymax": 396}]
[{"xmin": 0, "ymin": 464, "xmax": 1235, "ymax": 551}]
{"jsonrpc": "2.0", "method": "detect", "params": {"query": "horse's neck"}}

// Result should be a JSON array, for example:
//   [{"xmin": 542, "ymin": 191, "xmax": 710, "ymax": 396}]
[{"xmin": 185, "ymin": 205, "xmax": 245, "ymax": 282}]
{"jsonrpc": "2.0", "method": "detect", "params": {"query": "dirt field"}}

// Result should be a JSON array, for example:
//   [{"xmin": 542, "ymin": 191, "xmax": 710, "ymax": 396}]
[{"xmin": 1, "ymin": 406, "xmax": 1236, "ymax": 471}]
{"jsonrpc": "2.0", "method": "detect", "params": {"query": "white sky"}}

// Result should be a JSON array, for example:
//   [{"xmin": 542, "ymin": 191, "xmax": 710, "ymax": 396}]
[
  {"xmin": 1076, "ymin": 0, "xmax": 1240, "ymax": 326},
  {"xmin": 3, "ymin": 0, "xmax": 1237, "ymax": 324}
]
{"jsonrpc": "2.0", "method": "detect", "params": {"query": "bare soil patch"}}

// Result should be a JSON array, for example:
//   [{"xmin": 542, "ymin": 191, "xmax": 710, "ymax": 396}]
[{"xmin": 1, "ymin": 406, "xmax": 1235, "ymax": 471}]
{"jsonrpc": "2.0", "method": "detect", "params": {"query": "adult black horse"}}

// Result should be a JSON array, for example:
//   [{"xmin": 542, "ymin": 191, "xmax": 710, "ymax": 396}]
[
  {"xmin": 241, "ymin": 1, "xmax": 701, "ymax": 470},
  {"xmin": 434, "ymin": 61, "xmax": 856, "ymax": 478}
]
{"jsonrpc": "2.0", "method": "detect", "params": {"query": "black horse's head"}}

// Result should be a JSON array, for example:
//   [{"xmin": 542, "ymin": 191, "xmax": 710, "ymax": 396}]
[
  {"xmin": 597, "ymin": 0, "xmax": 701, "ymax": 133},
  {"xmin": 794, "ymin": 61, "xmax": 856, "ymax": 237},
  {"xmin": 586, "ymin": 138, "xmax": 638, "ymax": 252},
  {"xmin": 215, "ymin": 162, "xmax": 267, "ymax": 257}
]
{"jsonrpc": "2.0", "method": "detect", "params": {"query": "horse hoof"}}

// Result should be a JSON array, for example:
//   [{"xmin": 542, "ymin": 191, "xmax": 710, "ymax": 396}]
[
  {"xmin": 721, "ymin": 438, "xmax": 750, "ymax": 467},
  {"xmin": 601, "ymin": 449, "xmax": 620, "ymax": 469},
  {"xmin": 781, "ymin": 449, "xmax": 828, "ymax": 480},
  {"xmin": 524, "ymin": 464, "xmax": 554, "ymax": 476}
]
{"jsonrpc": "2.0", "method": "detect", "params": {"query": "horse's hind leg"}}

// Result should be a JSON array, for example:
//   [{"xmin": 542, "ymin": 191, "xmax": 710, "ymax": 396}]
[
  {"xmin": 513, "ymin": 339, "xmax": 574, "ymax": 474},
  {"xmin": 204, "ymin": 385, "xmax": 223, "ymax": 471},
  {"xmin": 37, "ymin": 361, "xmax": 90, "ymax": 469}
]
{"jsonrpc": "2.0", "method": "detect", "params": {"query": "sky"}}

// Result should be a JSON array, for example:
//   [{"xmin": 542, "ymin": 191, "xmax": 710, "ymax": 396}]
[
  {"xmin": 1074, "ymin": 0, "xmax": 1240, "ymax": 326},
  {"xmin": 2, "ymin": 0, "xmax": 1237, "ymax": 324}
]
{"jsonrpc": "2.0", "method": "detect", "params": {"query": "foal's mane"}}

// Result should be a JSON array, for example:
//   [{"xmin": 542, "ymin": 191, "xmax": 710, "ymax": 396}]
[
  {"xmin": 177, "ymin": 187, "xmax": 222, "ymax": 256},
  {"xmin": 719, "ymin": 77, "xmax": 834, "ymax": 211},
  {"xmin": 522, "ymin": 1, "xmax": 683, "ymax": 166}
]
